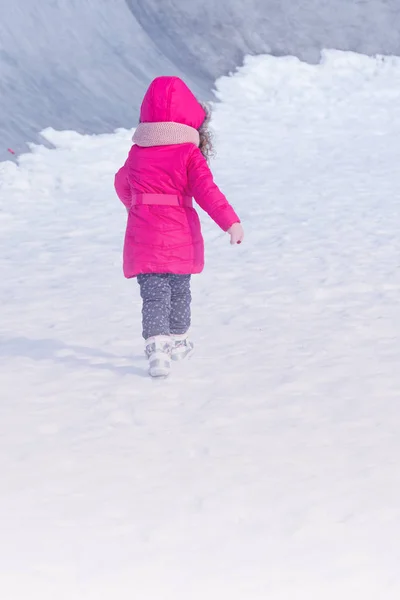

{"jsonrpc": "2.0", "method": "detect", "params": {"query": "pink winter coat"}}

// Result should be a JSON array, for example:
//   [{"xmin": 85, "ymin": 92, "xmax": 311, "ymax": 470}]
[{"xmin": 114, "ymin": 76, "xmax": 240, "ymax": 278}]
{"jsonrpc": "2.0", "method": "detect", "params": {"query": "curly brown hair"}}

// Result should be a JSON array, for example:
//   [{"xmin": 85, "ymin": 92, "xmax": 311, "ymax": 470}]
[{"xmin": 198, "ymin": 102, "xmax": 215, "ymax": 162}]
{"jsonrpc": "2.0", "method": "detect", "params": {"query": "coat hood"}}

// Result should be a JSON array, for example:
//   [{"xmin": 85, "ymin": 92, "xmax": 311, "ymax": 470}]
[{"xmin": 139, "ymin": 76, "xmax": 206, "ymax": 129}]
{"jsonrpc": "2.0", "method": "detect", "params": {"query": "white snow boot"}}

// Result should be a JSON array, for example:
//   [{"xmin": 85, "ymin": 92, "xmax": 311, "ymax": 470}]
[
  {"xmin": 171, "ymin": 333, "xmax": 194, "ymax": 361},
  {"xmin": 145, "ymin": 335, "xmax": 172, "ymax": 377}
]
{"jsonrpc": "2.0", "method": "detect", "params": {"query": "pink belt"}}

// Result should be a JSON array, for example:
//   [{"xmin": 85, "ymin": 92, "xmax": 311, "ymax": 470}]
[{"xmin": 131, "ymin": 193, "xmax": 193, "ymax": 208}]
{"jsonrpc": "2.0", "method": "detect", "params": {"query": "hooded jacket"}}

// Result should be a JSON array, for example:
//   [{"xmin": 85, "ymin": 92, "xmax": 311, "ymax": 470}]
[{"xmin": 114, "ymin": 76, "xmax": 240, "ymax": 278}]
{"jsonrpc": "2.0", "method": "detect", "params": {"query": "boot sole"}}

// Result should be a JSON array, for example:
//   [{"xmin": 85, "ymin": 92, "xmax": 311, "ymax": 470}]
[
  {"xmin": 150, "ymin": 371, "xmax": 170, "ymax": 379},
  {"xmin": 149, "ymin": 362, "xmax": 171, "ymax": 378}
]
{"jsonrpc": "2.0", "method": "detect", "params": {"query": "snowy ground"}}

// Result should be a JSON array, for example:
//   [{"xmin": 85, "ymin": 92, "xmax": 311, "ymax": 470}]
[{"xmin": 1, "ymin": 50, "xmax": 400, "ymax": 599}]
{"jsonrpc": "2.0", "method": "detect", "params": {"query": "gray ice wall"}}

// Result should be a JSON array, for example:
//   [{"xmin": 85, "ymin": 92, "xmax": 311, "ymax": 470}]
[{"xmin": 1, "ymin": 0, "xmax": 400, "ymax": 159}]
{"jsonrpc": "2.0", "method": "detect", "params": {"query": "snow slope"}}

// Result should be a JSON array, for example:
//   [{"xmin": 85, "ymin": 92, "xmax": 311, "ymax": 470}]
[
  {"xmin": 3, "ymin": 0, "xmax": 400, "ymax": 159},
  {"xmin": 2, "ymin": 50, "xmax": 400, "ymax": 598}
]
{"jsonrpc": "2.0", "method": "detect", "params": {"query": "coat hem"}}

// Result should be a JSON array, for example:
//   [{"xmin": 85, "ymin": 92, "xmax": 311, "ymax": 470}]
[{"xmin": 124, "ymin": 266, "xmax": 204, "ymax": 279}]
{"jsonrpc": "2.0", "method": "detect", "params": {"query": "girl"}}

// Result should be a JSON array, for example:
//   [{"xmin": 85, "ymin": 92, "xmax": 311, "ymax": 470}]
[{"xmin": 114, "ymin": 76, "xmax": 244, "ymax": 377}]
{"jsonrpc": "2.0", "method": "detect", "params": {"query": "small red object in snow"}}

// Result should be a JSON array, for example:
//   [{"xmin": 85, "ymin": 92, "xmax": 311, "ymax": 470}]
[{"xmin": 7, "ymin": 148, "xmax": 15, "ymax": 155}]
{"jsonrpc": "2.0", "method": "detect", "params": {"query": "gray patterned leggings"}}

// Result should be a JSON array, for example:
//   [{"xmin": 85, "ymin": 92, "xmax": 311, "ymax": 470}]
[{"xmin": 137, "ymin": 274, "xmax": 192, "ymax": 340}]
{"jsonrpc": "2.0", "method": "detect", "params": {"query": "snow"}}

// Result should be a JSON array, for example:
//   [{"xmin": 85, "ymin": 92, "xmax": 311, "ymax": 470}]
[
  {"xmin": 3, "ymin": 0, "xmax": 400, "ymax": 159},
  {"xmin": 1, "ymin": 50, "xmax": 400, "ymax": 598}
]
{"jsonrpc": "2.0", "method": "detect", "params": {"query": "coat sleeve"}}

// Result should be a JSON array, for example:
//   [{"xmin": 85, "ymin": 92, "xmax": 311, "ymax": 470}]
[
  {"xmin": 114, "ymin": 160, "xmax": 132, "ymax": 208},
  {"xmin": 187, "ymin": 146, "xmax": 240, "ymax": 231}
]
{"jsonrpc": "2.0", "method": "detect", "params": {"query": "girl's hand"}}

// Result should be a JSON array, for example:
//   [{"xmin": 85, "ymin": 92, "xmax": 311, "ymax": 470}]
[{"xmin": 228, "ymin": 222, "xmax": 244, "ymax": 245}]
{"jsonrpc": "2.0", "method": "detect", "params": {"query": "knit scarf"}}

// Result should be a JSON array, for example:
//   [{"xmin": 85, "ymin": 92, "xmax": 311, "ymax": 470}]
[{"xmin": 132, "ymin": 121, "xmax": 200, "ymax": 147}]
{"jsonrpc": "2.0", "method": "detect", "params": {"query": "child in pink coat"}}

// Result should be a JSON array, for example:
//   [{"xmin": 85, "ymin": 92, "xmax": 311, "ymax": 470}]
[{"xmin": 114, "ymin": 76, "xmax": 243, "ymax": 377}]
